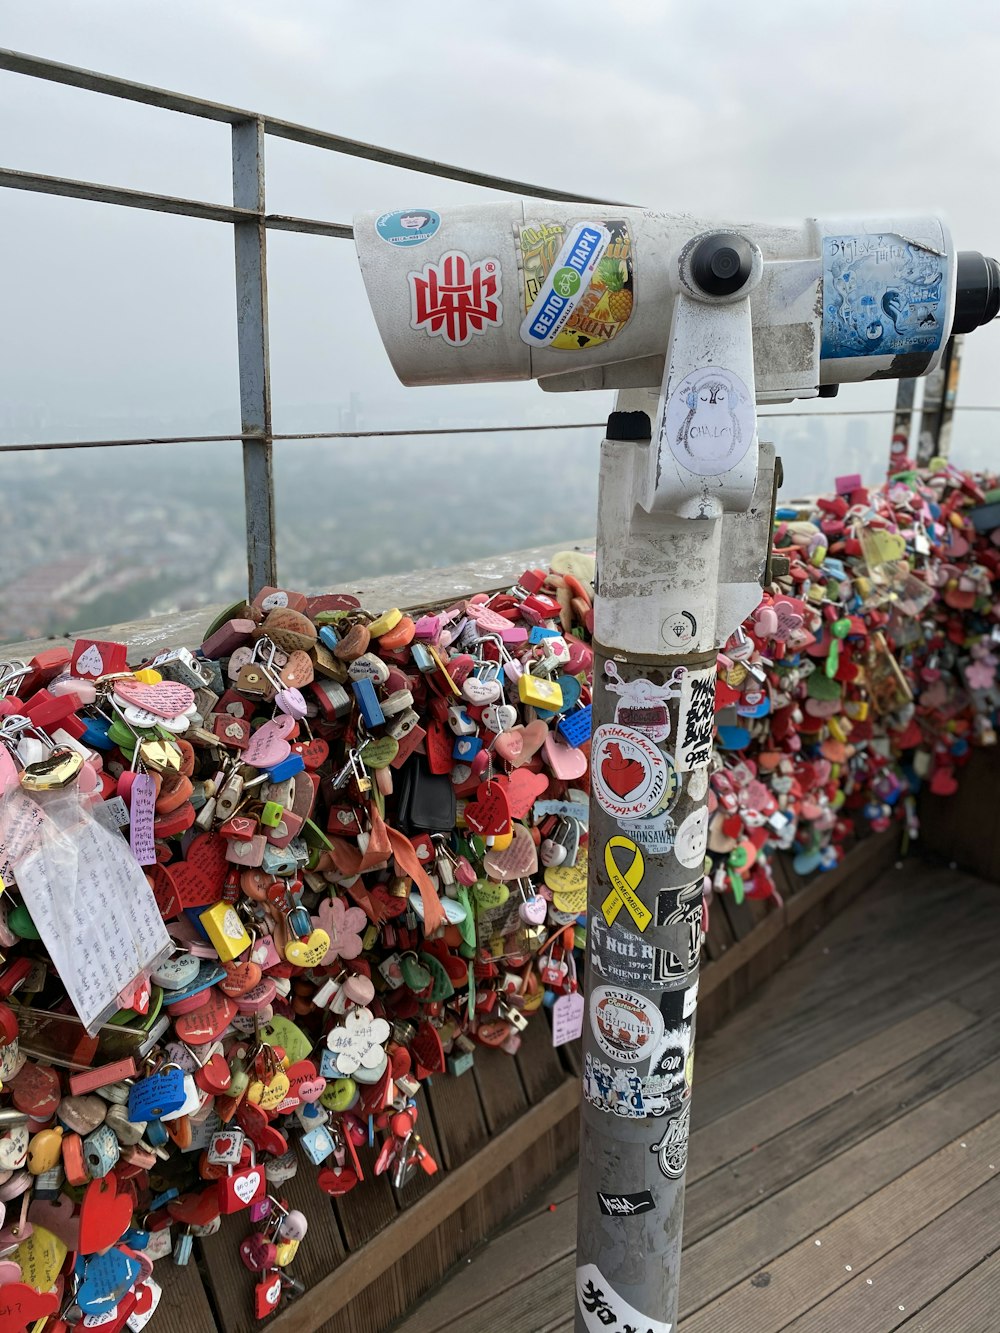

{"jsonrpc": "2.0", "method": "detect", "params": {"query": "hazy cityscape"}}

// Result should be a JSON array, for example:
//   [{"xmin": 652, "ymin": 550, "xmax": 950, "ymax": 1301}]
[{"xmin": 4, "ymin": 387, "xmax": 993, "ymax": 645}]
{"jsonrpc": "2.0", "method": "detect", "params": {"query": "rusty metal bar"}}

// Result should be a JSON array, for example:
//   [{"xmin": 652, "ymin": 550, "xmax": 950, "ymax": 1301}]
[
  {"xmin": 232, "ymin": 118, "xmax": 277, "ymax": 596},
  {"xmin": 0, "ymin": 47, "xmax": 627, "ymax": 204}
]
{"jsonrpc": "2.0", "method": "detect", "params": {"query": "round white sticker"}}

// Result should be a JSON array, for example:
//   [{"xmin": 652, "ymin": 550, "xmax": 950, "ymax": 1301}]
[
  {"xmin": 591, "ymin": 724, "xmax": 674, "ymax": 822},
  {"xmin": 664, "ymin": 367, "xmax": 755, "ymax": 477}
]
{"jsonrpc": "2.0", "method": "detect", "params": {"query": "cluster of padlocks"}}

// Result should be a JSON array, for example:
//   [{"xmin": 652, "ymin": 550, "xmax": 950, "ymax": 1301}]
[{"xmin": 0, "ymin": 461, "xmax": 995, "ymax": 1326}]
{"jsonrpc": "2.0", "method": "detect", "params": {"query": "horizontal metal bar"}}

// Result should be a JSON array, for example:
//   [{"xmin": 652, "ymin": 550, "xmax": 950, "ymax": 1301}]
[
  {"xmin": 0, "ymin": 168, "xmax": 353, "ymax": 236},
  {"xmin": 0, "ymin": 422, "xmax": 609, "ymax": 453},
  {"xmin": 5, "ymin": 399, "xmax": 1000, "ymax": 458},
  {"xmin": 0, "ymin": 48, "xmax": 628, "ymax": 204},
  {"xmin": 3, "ymin": 405, "xmax": 1000, "ymax": 456}
]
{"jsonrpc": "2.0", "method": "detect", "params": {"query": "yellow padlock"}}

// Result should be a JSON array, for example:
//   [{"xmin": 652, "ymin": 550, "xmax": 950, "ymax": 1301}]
[
  {"xmin": 275, "ymin": 1238, "xmax": 300, "ymax": 1266},
  {"xmin": 132, "ymin": 668, "xmax": 163, "ymax": 685},
  {"xmin": 368, "ymin": 608, "xmax": 402, "ymax": 638},
  {"xmin": 27, "ymin": 1126, "xmax": 63, "ymax": 1175},
  {"xmin": 199, "ymin": 902, "xmax": 252, "ymax": 963},
  {"xmin": 518, "ymin": 673, "xmax": 563, "ymax": 711}
]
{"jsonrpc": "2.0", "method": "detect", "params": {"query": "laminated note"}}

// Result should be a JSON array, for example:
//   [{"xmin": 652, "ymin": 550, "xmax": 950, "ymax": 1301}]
[{"xmin": 14, "ymin": 808, "xmax": 170, "ymax": 1033}]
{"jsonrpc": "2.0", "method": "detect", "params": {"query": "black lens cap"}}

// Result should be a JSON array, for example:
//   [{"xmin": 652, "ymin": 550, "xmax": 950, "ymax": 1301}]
[{"xmin": 691, "ymin": 233, "xmax": 754, "ymax": 296}]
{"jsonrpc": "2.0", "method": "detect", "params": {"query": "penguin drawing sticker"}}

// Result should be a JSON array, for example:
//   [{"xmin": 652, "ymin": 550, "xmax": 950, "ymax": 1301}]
[{"xmin": 664, "ymin": 367, "xmax": 755, "ymax": 477}]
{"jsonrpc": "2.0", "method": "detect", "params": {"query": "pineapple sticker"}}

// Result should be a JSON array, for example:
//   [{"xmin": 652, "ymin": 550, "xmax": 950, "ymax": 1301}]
[
  {"xmin": 595, "ymin": 257, "xmax": 634, "ymax": 325},
  {"xmin": 518, "ymin": 218, "xmax": 634, "ymax": 350}
]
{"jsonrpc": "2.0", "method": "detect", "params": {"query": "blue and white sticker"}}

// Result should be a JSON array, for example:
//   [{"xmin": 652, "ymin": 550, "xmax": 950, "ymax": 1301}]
[
  {"xmin": 520, "ymin": 222, "xmax": 611, "ymax": 347},
  {"xmin": 375, "ymin": 209, "xmax": 441, "ymax": 248},
  {"xmin": 821, "ymin": 233, "xmax": 947, "ymax": 360}
]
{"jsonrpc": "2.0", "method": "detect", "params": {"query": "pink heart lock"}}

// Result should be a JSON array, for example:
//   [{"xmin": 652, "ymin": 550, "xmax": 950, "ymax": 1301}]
[
  {"xmin": 114, "ymin": 679, "xmax": 196, "ymax": 719},
  {"xmin": 243, "ymin": 721, "xmax": 292, "ymax": 770},
  {"xmin": 519, "ymin": 893, "xmax": 548, "ymax": 925},
  {"xmin": 275, "ymin": 687, "xmax": 307, "ymax": 720},
  {"xmin": 543, "ymin": 733, "xmax": 588, "ymax": 780}
]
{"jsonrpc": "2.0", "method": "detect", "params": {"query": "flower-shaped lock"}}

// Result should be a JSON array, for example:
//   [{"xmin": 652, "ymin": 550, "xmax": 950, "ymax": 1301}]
[
  {"xmin": 314, "ymin": 897, "xmax": 366, "ymax": 967},
  {"xmin": 325, "ymin": 1007, "xmax": 391, "ymax": 1082}
]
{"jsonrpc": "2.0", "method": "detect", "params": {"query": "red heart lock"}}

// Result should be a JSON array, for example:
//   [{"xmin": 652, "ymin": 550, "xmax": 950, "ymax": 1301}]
[
  {"xmin": 496, "ymin": 769, "xmax": 549, "ymax": 820},
  {"xmin": 463, "ymin": 782, "xmax": 512, "ymax": 838},
  {"xmin": 930, "ymin": 767, "xmax": 959, "ymax": 796},
  {"xmin": 410, "ymin": 1022, "xmax": 445, "ymax": 1076},
  {"xmin": 599, "ymin": 743, "xmax": 645, "ymax": 798},
  {"xmin": 164, "ymin": 833, "xmax": 229, "ymax": 911},
  {"xmin": 218, "ymin": 1162, "xmax": 266, "ymax": 1214},
  {"xmin": 167, "ymin": 1190, "xmax": 221, "ymax": 1228},
  {"xmin": 424, "ymin": 721, "xmax": 455, "ymax": 775},
  {"xmin": 172, "ymin": 990, "xmax": 238, "ymax": 1045},
  {"xmin": 10, "ymin": 1062, "xmax": 61, "ymax": 1120},
  {"xmin": 195, "ymin": 1052, "xmax": 232, "ymax": 1096},
  {"xmin": 219, "ymin": 958, "xmax": 262, "ymax": 999},
  {"xmin": 317, "ymin": 1166, "xmax": 358, "ymax": 1196},
  {"xmin": 78, "ymin": 1174, "xmax": 134, "ymax": 1255},
  {"xmin": 293, "ymin": 737, "xmax": 328, "ymax": 770},
  {"xmin": 0, "ymin": 1284, "xmax": 58, "ymax": 1332}
]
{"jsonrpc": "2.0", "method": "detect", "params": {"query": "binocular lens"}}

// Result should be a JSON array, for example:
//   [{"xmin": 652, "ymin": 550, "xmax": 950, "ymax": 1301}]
[{"xmin": 952, "ymin": 252, "xmax": 1000, "ymax": 334}]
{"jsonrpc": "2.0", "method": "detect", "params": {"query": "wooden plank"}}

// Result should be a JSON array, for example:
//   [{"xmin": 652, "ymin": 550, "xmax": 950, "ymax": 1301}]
[
  {"xmin": 681, "ymin": 1108, "xmax": 1000, "ymax": 1333},
  {"xmin": 515, "ymin": 1005, "xmax": 571, "ymax": 1104},
  {"xmin": 154, "ymin": 1258, "xmax": 221, "ymax": 1333},
  {"xmin": 784, "ymin": 1177, "xmax": 1000, "ymax": 1331},
  {"xmin": 684, "ymin": 1014, "xmax": 1000, "ymax": 1245},
  {"xmin": 687, "ymin": 1000, "xmax": 976, "ymax": 1183},
  {"xmin": 691, "ymin": 930, "xmax": 1000, "ymax": 1129},
  {"xmin": 423, "ymin": 1065, "xmax": 490, "ymax": 1170},
  {"xmin": 393, "ymin": 1192, "xmax": 577, "ymax": 1333},
  {"xmin": 895, "ymin": 1249, "xmax": 1000, "ymax": 1333},
  {"xmin": 679, "ymin": 1056, "xmax": 1000, "ymax": 1315},
  {"xmin": 472, "ymin": 1043, "xmax": 529, "ymax": 1133},
  {"xmin": 198, "ymin": 1217, "xmax": 259, "ymax": 1333},
  {"xmin": 332, "ymin": 1138, "xmax": 400, "ymax": 1251},
  {"xmin": 265, "ymin": 1079, "xmax": 578, "ymax": 1333}
]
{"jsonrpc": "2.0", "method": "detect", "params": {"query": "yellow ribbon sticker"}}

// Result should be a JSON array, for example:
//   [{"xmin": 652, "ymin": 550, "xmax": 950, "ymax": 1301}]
[{"xmin": 602, "ymin": 836, "xmax": 651, "ymax": 932}]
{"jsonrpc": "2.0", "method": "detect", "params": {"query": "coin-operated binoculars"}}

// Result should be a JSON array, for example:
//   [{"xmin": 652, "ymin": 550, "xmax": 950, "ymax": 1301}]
[{"xmin": 355, "ymin": 203, "xmax": 998, "ymax": 1333}]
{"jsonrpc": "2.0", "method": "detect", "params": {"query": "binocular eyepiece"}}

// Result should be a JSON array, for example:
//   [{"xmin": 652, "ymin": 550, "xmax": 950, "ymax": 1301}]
[{"xmin": 953, "ymin": 252, "xmax": 1000, "ymax": 334}]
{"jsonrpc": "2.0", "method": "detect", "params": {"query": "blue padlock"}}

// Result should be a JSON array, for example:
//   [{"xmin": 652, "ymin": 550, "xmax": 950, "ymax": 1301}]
[
  {"xmin": 300, "ymin": 1124, "xmax": 336, "ymax": 1166},
  {"xmin": 83, "ymin": 1123, "xmax": 121, "ymax": 1179},
  {"xmin": 127, "ymin": 1065, "xmax": 187, "ymax": 1123},
  {"xmin": 318, "ymin": 625, "xmax": 340, "ymax": 652},
  {"xmin": 265, "ymin": 753, "xmax": 306, "ymax": 783},
  {"xmin": 558, "ymin": 704, "xmax": 592, "ymax": 748},
  {"xmin": 351, "ymin": 678, "xmax": 385, "ymax": 728},
  {"xmin": 453, "ymin": 735, "xmax": 483, "ymax": 762}
]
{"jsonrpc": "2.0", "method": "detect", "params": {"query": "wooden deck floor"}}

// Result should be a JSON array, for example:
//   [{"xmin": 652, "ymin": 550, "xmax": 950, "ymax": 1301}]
[{"xmin": 393, "ymin": 858, "xmax": 1000, "ymax": 1333}]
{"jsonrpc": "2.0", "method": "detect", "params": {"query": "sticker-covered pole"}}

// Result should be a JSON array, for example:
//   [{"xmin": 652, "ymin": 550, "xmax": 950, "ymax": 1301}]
[{"xmin": 576, "ymin": 232, "xmax": 769, "ymax": 1333}]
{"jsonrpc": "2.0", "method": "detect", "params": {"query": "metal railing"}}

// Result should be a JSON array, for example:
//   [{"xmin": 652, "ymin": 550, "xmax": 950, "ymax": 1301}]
[
  {"xmin": 4, "ymin": 49, "xmax": 999, "ymax": 598},
  {"xmin": 0, "ymin": 48, "xmax": 634, "ymax": 596}
]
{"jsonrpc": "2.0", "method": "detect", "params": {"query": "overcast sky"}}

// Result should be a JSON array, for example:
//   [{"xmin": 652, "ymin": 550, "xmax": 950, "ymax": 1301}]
[{"xmin": 2, "ymin": 0, "xmax": 1000, "ymax": 470}]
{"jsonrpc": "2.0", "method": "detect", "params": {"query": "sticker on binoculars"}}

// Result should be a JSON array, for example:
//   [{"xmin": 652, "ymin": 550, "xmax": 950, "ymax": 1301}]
[
  {"xmin": 519, "ymin": 218, "xmax": 634, "ymax": 350},
  {"xmin": 662, "ymin": 367, "xmax": 755, "ymax": 478}
]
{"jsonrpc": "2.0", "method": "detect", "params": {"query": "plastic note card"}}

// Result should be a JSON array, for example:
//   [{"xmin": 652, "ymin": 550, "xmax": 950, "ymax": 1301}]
[{"xmin": 13, "ymin": 794, "xmax": 171, "ymax": 1034}]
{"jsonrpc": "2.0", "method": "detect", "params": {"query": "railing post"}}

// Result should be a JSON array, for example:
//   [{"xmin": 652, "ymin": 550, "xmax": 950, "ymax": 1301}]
[
  {"xmin": 232, "ymin": 117, "xmax": 277, "ymax": 598},
  {"xmin": 917, "ymin": 334, "xmax": 964, "ymax": 466},
  {"xmin": 888, "ymin": 375, "xmax": 917, "ymax": 477}
]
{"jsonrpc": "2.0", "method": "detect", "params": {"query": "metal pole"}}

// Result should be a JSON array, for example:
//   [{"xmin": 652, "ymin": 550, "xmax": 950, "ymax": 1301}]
[
  {"xmin": 888, "ymin": 375, "xmax": 916, "ymax": 476},
  {"xmin": 575, "ymin": 405, "xmax": 718, "ymax": 1333},
  {"xmin": 917, "ymin": 335, "xmax": 964, "ymax": 465},
  {"xmin": 232, "ymin": 117, "xmax": 277, "ymax": 597}
]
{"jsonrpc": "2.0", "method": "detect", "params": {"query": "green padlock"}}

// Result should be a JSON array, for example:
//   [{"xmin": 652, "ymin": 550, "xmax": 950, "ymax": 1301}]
[{"xmin": 8, "ymin": 903, "xmax": 40, "ymax": 940}]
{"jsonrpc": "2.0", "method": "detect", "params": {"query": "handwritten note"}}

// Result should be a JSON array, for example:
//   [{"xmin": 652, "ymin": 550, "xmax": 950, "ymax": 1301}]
[
  {"xmin": 15, "ymin": 810, "xmax": 171, "ymax": 1034},
  {"xmin": 552, "ymin": 992, "xmax": 584, "ymax": 1047},
  {"xmin": 128, "ymin": 774, "xmax": 157, "ymax": 867},
  {"xmin": 0, "ymin": 788, "xmax": 48, "ymax": 889}
]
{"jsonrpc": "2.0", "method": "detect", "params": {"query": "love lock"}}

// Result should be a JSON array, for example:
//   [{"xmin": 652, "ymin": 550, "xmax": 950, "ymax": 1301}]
[{"xmin": 218, "ymin": 1143, "xmax": 266, "ymax": 1215}]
